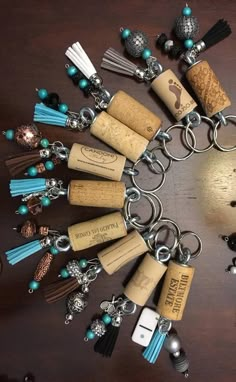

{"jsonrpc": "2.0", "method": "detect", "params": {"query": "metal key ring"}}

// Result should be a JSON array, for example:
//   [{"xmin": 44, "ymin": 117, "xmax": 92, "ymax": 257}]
[
  {"xmin": 148, "ymin": 146, "xmax": 173, "ymax": 174},
  {"xmin": 213, "ymin": 115, "xmax": 236, "ymax": 152},
  {"xmin": 162, "ymin": 124, "xmax": 196, "ymax": 161},
  {"xmin": 131, "ymin": 158, "xmax": 166, "ymax": 193},
  {"xmin": 124, "ymin": 192, "xmax": 163, "ymax": 230},
  {"xmin": 154, "ymin": 245, "xmax": 172, "ymax": 263},
  {"xmin": 147, "ymin": 218, "xmax": 181, "ymax": 252},
  {"xmin": 178, "ymin": 231, "xmax": 202, "ymax": 259},
  {"xmin": 54, "ymin": 235, "xmax": 71, "ymax": 252},
  {"xmin": 154, "ymin": 225, "xmax": 179, "ymax": 255},
  {"xmin": 184, "ymin": 116, "xmax": 215, "ymax": 153}
]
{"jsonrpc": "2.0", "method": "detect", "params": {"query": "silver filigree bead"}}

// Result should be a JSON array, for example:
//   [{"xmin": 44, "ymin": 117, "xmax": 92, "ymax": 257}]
[
  {"xmin": 125, "ymin": 31, "xmax": 149, "ymax": 58},
  {"xmin": 175, "ymin": 15, "xmax": 199, "ymax": 40},
  {"xmin": 66, "ymin": 260, "xmax": 82, "ymax": 278},
  {"xmin": 91, "ymin": 319, "xmax": 106, "ymax": 337},
  {"xmin": 66, "ymin": 291, "xmax": 88, "ymax": 315}
]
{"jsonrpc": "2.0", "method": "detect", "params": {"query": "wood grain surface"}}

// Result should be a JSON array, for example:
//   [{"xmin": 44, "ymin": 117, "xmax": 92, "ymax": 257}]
[{"xmin": 0, "ymin": 1, "xmax": 236, "ymax": 381}]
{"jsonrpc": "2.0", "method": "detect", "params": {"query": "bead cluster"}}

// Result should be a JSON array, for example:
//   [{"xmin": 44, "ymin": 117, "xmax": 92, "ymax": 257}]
[
  {"xmin": 37, "ymin": 88, "xmax": 69, "ymax": 113},
  {"xmin": 66, "ymin": 65, "xmax": 93, "ymax": 95}
]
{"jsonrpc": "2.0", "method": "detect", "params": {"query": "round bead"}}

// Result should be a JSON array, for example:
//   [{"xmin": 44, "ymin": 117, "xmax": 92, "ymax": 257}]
[
  {"xmin": 60, "ymin": 268, "xmax": 70, "ymax": 278},
  {"xmin": 38, "ymin": 88, "xmax": 48, "ymax": 100},
  {"xmin": 86, "ymin": 329, "xmax": 95, "ymax": 340},
  {"xmin": 41, "ymin": 196, "xmax": 51, "ymax": 207},
  {"xmin": 164, "ymin": 334, "xmax": 181, "ymax": 354},
  {"xmin": 184, "ymin": 39, "xmax": 194, "ymax": 49},
  {"xmin": 121, "ymin": 28, "xmax": 131, "ymax": 40},
  {"xmin": 229, "ymin": 266, "xmax": 236, "ymax": 274},
  {"xmin": 40, "ymin": 138, "xmax": 49, "ymax": 148},
  {"xmin": 29, "ymin": 280, "xmax": 40, "ymax": 290},
  {"xmin": 58, "ymin": 103, "xmax": 69, "ymax": 114},
  {"xmin": 182, "ymin": 6, "xmax": 192, "ymax": 16},
  {"xmin": 142, "ymin": 48, "xmax": 152, "ymax": 60},
  {"xmin": 18, "ymin": 205, "xmax": 29, "ymax": 215},
  {"xmin": 5, "ymin": 129, "xmax": 15, "ymax": 140},
  {"xmin": 67, "ymin": 66, "xmax": 78, "ymax": 77},
  {"xmin": 27, "ymin": 166, "xmax": 38, "ymax": 177},
  {"xmin": 79, "ymin": 258, "xmax": 88, "ymax": 268},
  {"xmin": 45, "ymin": 160, "xmax": 54, "ymax": 171},
  {"xmin": 50, "ymin": 246, "xmax": 59, "ymax": 255},
  {"xmin": 79, "ymin": 78, "xmax": 89, "ymax": 89},
  {"xmin": 102, "ymin": 313, "xmax": 112, "ymax": 325},
  {"xmin": 125, "ymin": 30, "xmax": 149, "ymax": 58}
]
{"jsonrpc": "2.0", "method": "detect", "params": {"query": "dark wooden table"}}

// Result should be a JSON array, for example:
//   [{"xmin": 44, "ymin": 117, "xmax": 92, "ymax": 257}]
[{"xmin": 0, "ymin": 1, "xmax": 236, "ymax": 381}]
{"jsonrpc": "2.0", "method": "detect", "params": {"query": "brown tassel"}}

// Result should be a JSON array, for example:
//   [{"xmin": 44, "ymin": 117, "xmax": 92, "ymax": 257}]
[
  {"xmin": 34, "ymin": 252, "xmax": 54, "ymax": 282},
  {"xmin": 43, "ymin": 277, "xmax": 79, "ymax": 303},
  {"xmin": 5, "ymin": 150, "xmax": 41, "ymax": 176}
]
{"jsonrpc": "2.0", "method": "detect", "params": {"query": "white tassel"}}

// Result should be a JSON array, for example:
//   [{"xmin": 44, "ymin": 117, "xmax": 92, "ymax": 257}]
[{"xmin": 65, "ymin": 42, "xmax": 97, "ymax": 79}]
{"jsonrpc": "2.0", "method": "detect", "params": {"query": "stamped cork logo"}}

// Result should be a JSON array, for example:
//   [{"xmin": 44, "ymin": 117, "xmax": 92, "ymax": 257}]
[{"xmin": 81, "ymin": 146, "xmax": 117, "ymax": 164}]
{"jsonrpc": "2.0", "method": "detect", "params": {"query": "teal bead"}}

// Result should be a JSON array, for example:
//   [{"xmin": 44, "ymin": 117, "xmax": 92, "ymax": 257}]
[
  {"xmin": 5, "ymin": 129, "xmax": 15, "ymax": 140},
  {"xmin": 38, "ymin": 88, "xmax": 48, "ymax": 100},
  {"xmin": 18, "ymin": 205, "xmax": 28, "ymax": 215},
  {"xmin": 58, "ymin": 103, "xmax": 69, "ymax": 114},
  {"xmin": 60, "ymin": 268, "xmax": 70, "ymax": 278},
  {"xmin": 67, "ymin": 66, "xmax": 78, "ymax": 77},
  {"xmin": 27, "ymin": 166, "xmax": 38, "ymax": 177},
  {"xmin": 40, "ymin": 138, "xmax": 49, "ymax": 148},
  {"xmin": 86, "ymin": 329, "xmax": 95, "ymax": 340},
  {"xmin": 102, "ymin": 313, "xmax": 112, "ymax": 325},
  {"xmin": 50, "ymin": 246, "xmax": 59, "ymax": 255},
  {"xmin": 45, "ymin": 160, "xmax": 54, "ymax": 171},
  {"xmin": 79, "ymin": 78, "xmax": 89, "ymax": 89},
  {"xmin": 29, "ymin": 280, "xmax": 40, "ymax": 290},
  {"xmin": 79, "ymin": 258, "xmax": 88, "ymax": 268},
  {"xmin": 41, "ymin": 196, "xmax": 51, "ymax": 207},
  {"xmin": 182, "ymin": 6, "xmax": 192, "ymax": 16},
  {"xmin": 184, "ymin": 39, "xmax": 194, "ymax": 48},
  {"xmin": 142, "ymin": 48, "xmax": 152, "ymax": 60},
  {"xmin": 121, "ymin": 28, "xmax": 131, "ymax": 40}
]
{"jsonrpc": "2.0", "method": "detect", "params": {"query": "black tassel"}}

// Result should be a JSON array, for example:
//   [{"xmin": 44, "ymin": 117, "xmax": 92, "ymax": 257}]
[
  {"xmin": 94, "ymin": 324, "xmax": 120, "ymax": 357},
  {"xmin": 201, "ymin": 19, "xmax": 231, "ymax": 49}
]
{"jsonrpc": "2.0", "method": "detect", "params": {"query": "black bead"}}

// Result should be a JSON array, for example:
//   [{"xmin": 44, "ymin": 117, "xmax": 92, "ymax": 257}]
[
  {"xmin": 227, "ymin": 233, "xmax": 236, "ymax": 251},
  {"xmin": 44, "ymin": 92, "xmax": 61, "ymax": 110},
  {"xmin": 169, "ymin": 44, "xmax": 184, "ymax": 59},
  {"xmin": 156, "ymin": 33, "xmax": 168, "ymax": 48}
]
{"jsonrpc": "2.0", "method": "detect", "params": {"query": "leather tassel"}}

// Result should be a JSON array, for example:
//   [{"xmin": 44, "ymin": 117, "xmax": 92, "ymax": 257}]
[
  {"xmin": 6, "ymin": 151, "xmax": 41, "ymax": 176},
  {"xmin": 94, "ymin": 324, "xmax": 120, "ymax": 357},
  {"xmin": 43, "ymin": 277, "xmax": 79, "ymax": 303}
]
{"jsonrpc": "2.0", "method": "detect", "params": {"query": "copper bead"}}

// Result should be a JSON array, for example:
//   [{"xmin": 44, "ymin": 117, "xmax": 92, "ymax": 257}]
[
  {"xmin": 20, "ymin": 219, "xmax": 37, "ymax": 238},
  {"xmin": 15, "ymin": 124, "xmax": 42, "ymax": 149}
]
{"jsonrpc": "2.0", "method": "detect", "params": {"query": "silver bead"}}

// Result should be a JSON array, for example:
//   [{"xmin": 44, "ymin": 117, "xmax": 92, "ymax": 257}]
[
  {"xmin": 227, "ymin": 266, "xmax": 236, "ymax": 274},
  {"xmin": 90, "ymin": 74, "xmax": 103, "ymax": 88},
  {"xmin": 112, "ymin": 315, "xmax": 123, "ymax": 327},
  {"xmin": 164, "ymin": 40, "xmax": 174, "ymax": 52},
  {"xmin": 173, "ymin": 350, "xmax": 181, "ymax": 357},
  {"xmin": 66, "ymin": 260, "xmax": 82, "ymax": 278},
  {"xmin": 171, "ymin": 350, "xmax": 189, "ymax": 374},
  {"xmin": 91, "ymin": 319, "xmax": 106, "ymax": 337},
  {"xmin": 125, "ymin": 31, "xmax": 149, "ymax": 58},
  {"xmin": 175, "ymin": 16, "xmax": 199, "ymax": 40},
  {"xmin": 164, "ymin": 334, "xmax": 182, "ymax": 354},
  {"xmin": 66, "ymin": 291, "xmax": 88, "ymax": 315},
  {"xmin": 81, "ymin": 284, "xmax": 90, "ymax": 293}
]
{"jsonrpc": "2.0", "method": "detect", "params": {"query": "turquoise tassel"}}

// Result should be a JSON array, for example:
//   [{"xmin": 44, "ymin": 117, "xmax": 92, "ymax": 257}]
[
  {"xmin": 34, "ymin": 104, "xmax": 68, "ymax": 127},
  {"xmin": 10, "ymin": 178, "xmax": 47, "ymax": 197},
  {"xmin": 6, "ymin": 240, "xmax": 43, "ymax": 265},
  {"xmin": 142, "ymin": 329, "xmax": 167, "ymax": 364}
]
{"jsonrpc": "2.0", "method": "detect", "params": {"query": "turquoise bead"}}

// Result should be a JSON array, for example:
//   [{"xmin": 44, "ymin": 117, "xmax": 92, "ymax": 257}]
[
  {"xmin": 40, "ymin": 138, "xmax": 49, "ymax": 148},
  {"xmin": 184, "ymin": 39, "xmax": 194, "ymax": 49},
  {"xmin": 79, "ymin": 258, "xmax": 88, "ymax": 268},
  {"xmin": 142, "ymin": 48, "xmax": 152, "ymax": 60},
  {"xmin": 182, "ymin": 6, "xmax": 192, "ymax": 16},
  {"xmin": 27, "ymin": 166, "xmax": 38, "ymax": 177},
  {"xmin": 18, "ymin": 205, "xmax": 28, "ymax": 215},
  {"xmin": 60, "ymin": 268, "xmax": 69, "ymax": 278},
  {"xmin": 67, "ymin": 66, "xmax": 78, "ymax": 77},
  {"xmin": 5, "ymin": 129, "xmax": 15, "ymax": 140},
  {"xmin": 29, "ymin": 280, "xmax": 40, "ymax": 290},
  {"xmin": 41, "ymin": 196, "xmax": 51, "ymax": 207},
  {"xmin": 86, "ymin": 329, "xmax": 95, "ymax": 340},
  {"xmin": 50, "ymin": 246, "xmax": 59, "ymax": 255},
  {"xmin": 45, "ymin": 160, "xmax": 54, "ymax": 171},
  {"xmin": 58, "ymin": 103, "xmax": 69, "ymax": 114},
  {"xmin": 121, "ymin": 28, "xmax": 131, "ymax": 40},
  {"xmin": 79, "ymin": 79, "xmax": 89, "ymax": 89},
  {"xmin": 38, "ymin": 88, "xmax": 48, "ymax": 100},
  {"xmin": 102, "ymin": 313, "xmax": 112, "ymax": 325}
]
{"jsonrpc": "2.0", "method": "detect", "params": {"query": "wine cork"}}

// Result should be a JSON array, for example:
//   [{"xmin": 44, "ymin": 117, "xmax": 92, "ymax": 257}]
[
  {"xmin": 157, "ymin": 260, "xmax": 195, "ymax": 321},
  {"xmin": 68, "ymin": 212, "xmax": 127, "ymax": 252},
  {"xmin": 98, "ymin": 230, "xmax": 148, "ymax": 275},
  {"xmin": 68, "ymin": 180, "xmax": 126, "ymax": 209},
  {"xmin": 186, "ymin": 60, "xmax": 231, "ymax": 117},
  {"xmin": 68, "ymin": 143, "xmax": 126, "ymax": 181},
  {"xmin": 151, "ymin": 69, "xmax": 197, "ymax": 121},
  {"xmin": 107, "ymin": 90, "xmax": 162, "ymax": 141},
  {"xmin": 124, "ymin": 254, "xmax": 167, "ymax": 306},
  {"xmin": 90, "ymin": 112, "xmax": 148, "ymax": 163}
]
